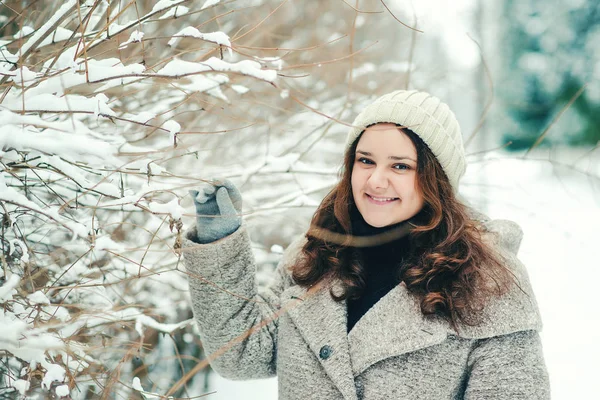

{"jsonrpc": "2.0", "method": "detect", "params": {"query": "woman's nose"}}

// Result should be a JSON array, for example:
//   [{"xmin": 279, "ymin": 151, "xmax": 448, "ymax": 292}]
[{"xmin": 368, "ymin": 167, "xmax": 389, "ymax": 190}]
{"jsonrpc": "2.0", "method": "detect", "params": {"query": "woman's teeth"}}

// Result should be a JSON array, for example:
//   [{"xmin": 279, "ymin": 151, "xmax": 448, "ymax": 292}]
[{"xmin": 367, "ymin": 194, "xmax": 398, "ymax": 202}]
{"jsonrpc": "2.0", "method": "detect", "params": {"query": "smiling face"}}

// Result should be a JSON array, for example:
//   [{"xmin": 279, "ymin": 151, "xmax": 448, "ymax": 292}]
[{"xmin": 351, "ymin": 123, "xmax": 424, "ymax": 228}]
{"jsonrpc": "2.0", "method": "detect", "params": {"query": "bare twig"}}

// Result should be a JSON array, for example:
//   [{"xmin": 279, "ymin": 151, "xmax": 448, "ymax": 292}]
[
  {"xmin": 379, "ymin": 0, "xmax": 424, "ymax": 33},
  {"xmin": 524, "ymin": 83, "xmax": 587, "ymax": 157}
]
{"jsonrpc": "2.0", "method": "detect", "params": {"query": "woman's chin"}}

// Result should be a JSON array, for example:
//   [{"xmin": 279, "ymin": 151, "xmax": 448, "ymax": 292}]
[{"xmin": 362, "ymin": 216, "xmax": 395, "ymax": 228}]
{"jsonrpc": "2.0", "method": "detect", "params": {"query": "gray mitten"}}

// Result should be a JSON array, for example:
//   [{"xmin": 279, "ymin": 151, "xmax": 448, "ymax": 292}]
[{"xmin": 189, "ymin": 179, "xmax": 243, "ymax": 244}]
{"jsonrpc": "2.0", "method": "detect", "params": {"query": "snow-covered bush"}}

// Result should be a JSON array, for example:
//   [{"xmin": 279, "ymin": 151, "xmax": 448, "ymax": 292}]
[{"xmin": 0, "ymin": 0, "xmax": 290, "ymax": 397}]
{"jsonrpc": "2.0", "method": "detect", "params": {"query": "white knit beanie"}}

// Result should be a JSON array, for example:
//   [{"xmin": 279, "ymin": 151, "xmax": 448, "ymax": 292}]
[{"xmin": 346, "ymin": 90, "xmax": 466, "ymax": 191}]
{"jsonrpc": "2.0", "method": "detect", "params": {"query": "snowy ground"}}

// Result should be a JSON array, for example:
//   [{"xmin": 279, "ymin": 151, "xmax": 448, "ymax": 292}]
[{"xmin": 206, "ymin": 150, "xmax": 600, "ymax": 399}]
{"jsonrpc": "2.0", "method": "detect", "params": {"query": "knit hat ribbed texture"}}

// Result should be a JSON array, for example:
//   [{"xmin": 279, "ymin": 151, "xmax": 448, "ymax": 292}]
[{"xmin": 346, "ymin": 90, "xmax": 466, "ymax": 191}]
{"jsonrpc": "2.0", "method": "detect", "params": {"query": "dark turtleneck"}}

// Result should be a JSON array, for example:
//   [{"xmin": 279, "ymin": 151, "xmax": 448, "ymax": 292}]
[{"xmin": 347, "ymin": 208, "xmax": 411, "ymax": 333}]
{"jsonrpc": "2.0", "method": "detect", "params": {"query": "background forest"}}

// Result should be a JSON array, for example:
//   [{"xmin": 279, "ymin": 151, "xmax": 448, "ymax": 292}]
[{"xmin": 0, "ymin": 0, "xmax": 598, "ymax": 399}]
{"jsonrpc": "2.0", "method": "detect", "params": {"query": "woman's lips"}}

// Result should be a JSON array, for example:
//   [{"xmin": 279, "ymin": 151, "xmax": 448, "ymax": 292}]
[{"xmin": 365, "ymin": 193, "xmax": 399, "ymax": 205}]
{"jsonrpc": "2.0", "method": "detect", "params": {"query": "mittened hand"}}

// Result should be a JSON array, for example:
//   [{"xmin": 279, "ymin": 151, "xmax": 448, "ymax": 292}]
[{"xmin": 189, "ymin": 179, "xmax": 243, "ymax": 244}]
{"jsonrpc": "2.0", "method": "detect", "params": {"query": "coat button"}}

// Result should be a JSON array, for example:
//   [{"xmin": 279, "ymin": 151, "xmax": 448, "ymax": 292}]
[{"xmin": 319, "ymin": 345, "xmax": 333, "ymax": 360}]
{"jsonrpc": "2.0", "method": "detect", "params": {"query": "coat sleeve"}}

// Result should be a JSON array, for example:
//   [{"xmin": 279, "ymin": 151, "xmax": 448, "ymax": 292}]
[
  {"xmin": 181, "ymin": 225, "xmax": 302, "ymax": 380},
  {"xmin": 463, "ymin": 330, "xmax": 551, "ymax": 399}
]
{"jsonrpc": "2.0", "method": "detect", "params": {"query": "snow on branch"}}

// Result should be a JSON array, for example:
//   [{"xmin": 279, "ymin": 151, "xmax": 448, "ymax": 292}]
[
  {"xmin": 202, "ymin": 0, "xmax": 222, "ymax": 10},
  {"xmin": 150, "ymin": 0, "xmax": 188, "ymax": 15},
  {"xmin": 159, "ymin": 5, "xmax": 190, "ymax": 19},
  {"xmin": 18, "ymin": 0, "xmax": 77, "ymax": 58},
  {"xmin": 168, "ymin": 26, "xmax": 233, "ymax": 57},
  {"xmin": 156, "ymin": 57, "xmax": 278, "ymax": 83},
  {"xmin": 3, "ymin": 92, "xmax": 116, "ymax": 117},
  {"xmin": 118, "ymin": 30, "xmax": 145, "ymax": 50}
]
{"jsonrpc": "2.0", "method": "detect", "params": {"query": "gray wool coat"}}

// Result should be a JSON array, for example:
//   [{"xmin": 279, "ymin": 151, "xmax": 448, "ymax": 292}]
[{"xmin": 181, "ymin": 218, "xmax": 550, "ymax": 400}]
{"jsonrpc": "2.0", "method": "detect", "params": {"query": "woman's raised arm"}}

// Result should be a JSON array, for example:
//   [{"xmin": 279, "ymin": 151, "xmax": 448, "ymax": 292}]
[{"xmin": 182, "ymin": 180, "xmax": 300, "ymax": 380}]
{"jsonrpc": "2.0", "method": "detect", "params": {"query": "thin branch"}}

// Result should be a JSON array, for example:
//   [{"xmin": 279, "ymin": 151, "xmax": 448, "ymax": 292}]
[
  {"xmin": 280, "ymin": 40, "xmax": 378, "ymax": 70},
  {"xmin": 524, "ymin": 83, "xmax": 587, "ymax": 157},
  {"xmin": 379, "ymin": 0, "xmax": 424, "ymax": 33},
  {"xmin": 338, "ymin": 0, "xmax": 384, "ymax": 13},
  {"xmin": 231, "ymin": 0, "xmax": 290, "ymax": 42}
]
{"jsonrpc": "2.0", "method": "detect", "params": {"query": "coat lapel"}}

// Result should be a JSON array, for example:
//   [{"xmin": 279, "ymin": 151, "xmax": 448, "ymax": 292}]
[
  {"xmin": 347, "ymin": 281, "xmax": 449, "ymax": 377},
  {"xmin": 282, "ymin": 281, "xmax": 358, "ymax": 400},
  {"xmin": 280, "ymin": 279, "xmax": 452, "ymax": 395}
]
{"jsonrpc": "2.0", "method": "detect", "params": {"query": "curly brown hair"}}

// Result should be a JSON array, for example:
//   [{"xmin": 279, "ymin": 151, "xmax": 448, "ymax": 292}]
[{"xmin": 292, "ymin": 125, "xmax": 515, "ymax": 332}]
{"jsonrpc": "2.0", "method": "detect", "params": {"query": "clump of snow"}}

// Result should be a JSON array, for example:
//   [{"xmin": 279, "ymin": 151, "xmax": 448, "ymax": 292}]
[
  {"xmin": 94, "ymin": 235, "xmax": 125, "ymax": 254},
  {"xmin": 12, "ymin": 379, "xmax": 30, "ymax": 395},
  {"xmin": 0, "ymin": 311, "xmax": 27, "ymax": 345},
  {"xmin": 258, "ymin": 56, "xmax": 284, "ymax": 70},
  {"xmin": 94, "ymin": 181, "xmax": 122, "ymax": 198},
  {"xmin": 159, "ymin": 5, "xmax": 189, "ymax": 19},
  {"xmin": 170, "ymin": 72, "xmax": 229, "ymax": 96},
  {"xmin": 10, "ymin": 66, "xmax": 39, "ymax": 86},
  {"xmin": 151, "ymin": 0, "xmax": 185, "ymax": 14},
  {"xmin": 148, "ymin": 198, "xmax": 184, "ymax": 219},
  {"xmin": 202, "ymin": 0, "xmax": 221, "ymax": 9},
  {"xmin": 133, "ymin": 377, "xmax": 174, "ymax": 399},
  {"xmin": 0, "ymin": 274, "xmax": 21, "ymax": 303},
  {"xmin": 0, "ymin": 46, "xmax": 18, "ymax": 75},
  {"xmin": 231, "ymin": 84, "xmax": 249, "ymax": 94},
  {"xmin": 157, "ymin": 57, "xmax": 277, "ymax": 82},
  {"xmin": 0, "ymin": 113, "xmax": 114, "ymax": 161},
  {"xmin": 106, "ymin": 21, "xmax": 129, "ymax": 37},
  {"xmin": 4, "ymin": 92, "xmax": 116, "ymax": 117},
  {"xmin": 119, "ymin": 30, "xmax": 144, "ymax": 49},
  {"xmin": 44, "ymin": 305, "xmax": 71, "ymax": 322},
  {"xmin": 19, "ymin": 0, "xmax": 76, "ymax": 55},
  {"xmin": 55, "ymin": 384, "xmax": 70, "ymax": 397},
  {"xmin": 162, "ymin": 120, "xmax": 181, "ymax": 135},
  {"xmin": 41, "ymin": 363, "xmax": 66, "ymax": 390},
  {"xmin": 162, "ymin": 120, "xmax": 181, "ymax": 145},
  {"xmin": 13, "ymin": 26, "xmax": 34, "ymax": 39},
  {"xmin": 85, "ymin": 58, "xmax": 146, "ymax": 84},
  {"xmin": 270, "ymin": 244, "xmax": 284, "ymax": 254},
  {"xmin": 28, "ymin": 291, "xmax": 51, "ymax": 305},
  {"xmin": 39, "ymin": 27, "xmax": 77, "ymax": 48},
  {"xmin": 168, "ymin": 27, "xmax": 232, "ymax": 59},
  {"xmin": 168, "ymin": 26, "xmax": 231, "ymax": 47},
  {"xmin": 44, "ymin": 155, "xmax": 91, "ymax": 187},
  {"xmin": 135, "ymin": 315, "xmax": 192, "ymax": 336},
  {"xmin": 132, "ymin": 377, "xmax": 144, "ymax": 392}
]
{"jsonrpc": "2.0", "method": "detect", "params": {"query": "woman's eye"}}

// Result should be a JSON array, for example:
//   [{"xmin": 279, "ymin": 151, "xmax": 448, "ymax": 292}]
[
  {"xmin": 393, "ymin": 164, "xmax": 411, "ymax": 170},
  {"xmin": 357, "ymin": 157, "xmax": 373, "ymax": 165}
]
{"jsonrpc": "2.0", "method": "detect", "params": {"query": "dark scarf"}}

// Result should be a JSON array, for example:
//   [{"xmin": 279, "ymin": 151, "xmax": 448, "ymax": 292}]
[
  {"xmin": 347, "ymin": 206, "xmax": 412, "ymax": 333},
  {"xmin": 349, "ymin": 205, "xmax": 411, "ymax": 263}
]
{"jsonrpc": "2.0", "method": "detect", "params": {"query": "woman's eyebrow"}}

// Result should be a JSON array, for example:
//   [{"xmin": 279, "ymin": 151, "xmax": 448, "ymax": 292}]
[{"xmin": 356, "ymin": 150, "xmax": 416, "ymax": 162}]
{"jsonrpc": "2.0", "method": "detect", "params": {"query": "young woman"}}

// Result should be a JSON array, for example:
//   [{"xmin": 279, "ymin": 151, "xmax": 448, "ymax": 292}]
[{"xmin": 183, "ymin": 90, "xmax": 550, "ymax": 399}]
